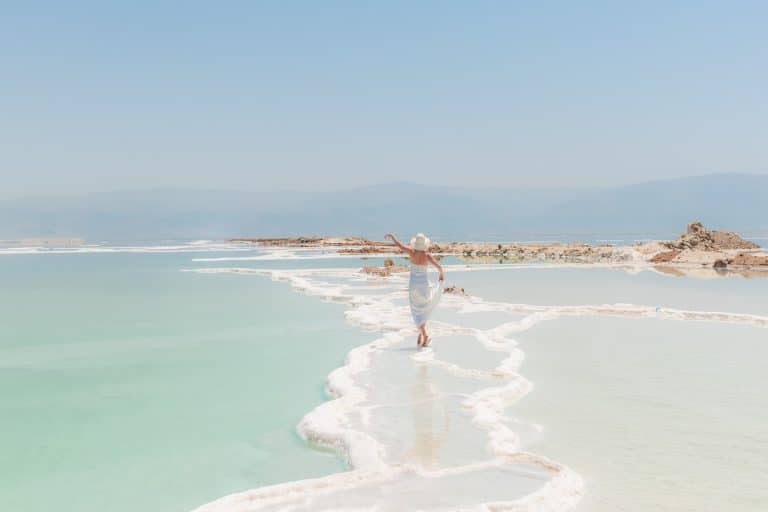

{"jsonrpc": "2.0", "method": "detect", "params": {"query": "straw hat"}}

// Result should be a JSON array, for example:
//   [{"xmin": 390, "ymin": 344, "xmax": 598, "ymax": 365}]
[{"xmin": 410, "ymin": 233, "xmax": 431, "ymax": 251}]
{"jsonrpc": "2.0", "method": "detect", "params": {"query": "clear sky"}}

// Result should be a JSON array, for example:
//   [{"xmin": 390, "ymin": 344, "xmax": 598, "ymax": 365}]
[{"xmin": 2, "ymin": 1, "xmax": 766, "ymax": 199}]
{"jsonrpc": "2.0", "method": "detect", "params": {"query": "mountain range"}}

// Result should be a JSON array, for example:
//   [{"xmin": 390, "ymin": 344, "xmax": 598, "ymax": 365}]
[{"xmin": 2, "ymin": 173, "xmax": 766, "ymax": 241}]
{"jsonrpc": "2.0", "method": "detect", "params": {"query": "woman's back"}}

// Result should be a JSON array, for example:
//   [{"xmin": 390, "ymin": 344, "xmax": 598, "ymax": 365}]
[{"xmin": 410, "ymin": 251, "xmax": 430, "ymax": 265}]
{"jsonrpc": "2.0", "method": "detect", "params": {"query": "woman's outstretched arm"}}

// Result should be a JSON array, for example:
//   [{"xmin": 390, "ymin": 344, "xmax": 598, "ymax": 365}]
[
  {"xmin": 426, "ymin": 253, "xmax": 445, "ymax": 281},
  {"xmin": 385, "ymin": 233, "xmax": 413, "ymax": 256}
]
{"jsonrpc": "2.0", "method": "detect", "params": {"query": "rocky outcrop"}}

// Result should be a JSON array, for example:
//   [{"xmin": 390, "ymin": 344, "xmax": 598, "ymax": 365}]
[
  {"xmin": 663, "ymin": 222, "xmax": 759, "ymax": 251},
  {"xmin": 649, "ymin": 250, "xmax": 681, "ymax": 263},
  {"xmin": 230, "ymin": 237, "xmax": 324, "ymax": 246},
  {"xmin": 232, "ymin": 225, "xmax": 767, "ymax": 275},
  {"xmin": 428, "ymin": 242, "xmax": 629, "ymax": 264},
  {"xmin": 444, "ymin": 285, "xmax": 467, "ymax": 296},
  {"xmin": 231, "ymin": 236, "xmax": 387, "ymax": 248},
  {"xmin": 726, "ymin": 253, "xmax": 768, "ymax": 267},
  {"xmin": 339, "ymin": 245, "xmax": 395, "ymax": 254},
  {"xmin": 360, "ymin": 258, "xmax": 408, "ymax": 277},
  {"xmin": 710, "ymin": 231, "xmax": 760, "ymax": 250},
  {"xmin": 645, "ymin": 222, "xmax": 766, "ymax": 270},
  {"xmin": 338, "ymin": 239, "xmax": 632, "ymax": 264}
]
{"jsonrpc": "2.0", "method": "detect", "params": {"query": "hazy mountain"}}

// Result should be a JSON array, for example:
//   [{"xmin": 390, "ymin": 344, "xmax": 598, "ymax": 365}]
[{"xmin": 1, "ymin": 173, "xmax": 766, "ymax": 241}]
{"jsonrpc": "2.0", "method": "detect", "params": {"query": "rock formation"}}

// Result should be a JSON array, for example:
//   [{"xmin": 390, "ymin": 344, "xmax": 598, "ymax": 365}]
[
  {"xmin": 726, "ymin": 252, "xmax": 768, "ymax": 267},
  {"xmin": 663, "ymin": 222, "xmax": 759, "ymax": 251},
  {"xmin": 647, "ymin": 222, "xmax": 766, "ymax": 271},
  {"xmin": 444, "ymin": 285, "xmax": 467, "ymax": 296},
  {"xmin": 231, "ymin": 236, "xmax": 387, "ymax": 248},
  {"xmin": 650, "ymin": 250, "xmax": 681, "ymax": 263},
  {"xmin": 360, "ymin": 259, "xmax": 408, "ymax": 277}
]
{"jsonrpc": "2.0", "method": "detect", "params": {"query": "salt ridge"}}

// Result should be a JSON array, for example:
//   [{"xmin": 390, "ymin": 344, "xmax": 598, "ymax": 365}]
[{"xmin": 189, "ymin": 264, "xmax": 768, "ymax": 512}]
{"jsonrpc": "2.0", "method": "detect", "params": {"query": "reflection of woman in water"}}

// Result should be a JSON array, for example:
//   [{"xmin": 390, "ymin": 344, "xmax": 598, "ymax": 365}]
[
  {"xmin": 406, "ymin": 366, "xmax": 450, "ymax": 469},
  {"xmin": 385, "ymin": 233, "xmax": 445, "ymax": 347}
]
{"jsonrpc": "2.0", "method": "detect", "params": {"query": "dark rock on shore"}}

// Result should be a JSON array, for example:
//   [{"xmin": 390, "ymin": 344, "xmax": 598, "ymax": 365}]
[{"xmin": 444, "ymin": 285, "xmax": 467, "ymax": 296}]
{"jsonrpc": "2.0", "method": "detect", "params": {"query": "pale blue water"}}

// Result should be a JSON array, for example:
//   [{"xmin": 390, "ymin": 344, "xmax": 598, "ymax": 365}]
[
  {"xmin": 514, "ymin": 316, "xmax": 768, "ymax": 512},
  {"xmin": 0, "ymin": 251, "xmax": 367, "ymax": 512},
  {"xmin": 446, "ymin": 266, "xmax": 768, "ymax": 511},
  {"xmin": 454, "ymin": 266, "xmax": 768, "ymax": 316},
  {"xmin": 3, "ymin": 249, "xmax": 768, "ymax": 512}
]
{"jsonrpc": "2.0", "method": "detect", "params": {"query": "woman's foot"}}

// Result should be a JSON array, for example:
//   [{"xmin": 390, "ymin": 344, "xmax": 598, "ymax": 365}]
[{"xmin": 422, "ymin": 335, "xmax": 431, "ymax": 347}]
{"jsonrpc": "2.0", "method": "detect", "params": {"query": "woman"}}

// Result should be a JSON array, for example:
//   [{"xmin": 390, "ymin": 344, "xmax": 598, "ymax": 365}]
[{"xmin": 385, "ymin": 232, "xmax": 445, "ymax": 347}]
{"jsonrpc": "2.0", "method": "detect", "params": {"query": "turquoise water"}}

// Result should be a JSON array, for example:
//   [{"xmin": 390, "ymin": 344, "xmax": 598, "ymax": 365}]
[
  {"xmin": 0, "ymin": 252, "xmax": 365, "ymax": 512},
  {"xmin": 4, "ymin": 252, "xmax": 768, "ymax": 511}
]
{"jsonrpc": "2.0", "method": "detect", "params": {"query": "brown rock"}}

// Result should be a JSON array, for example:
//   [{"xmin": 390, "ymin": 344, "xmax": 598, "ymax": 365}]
[
  {"xmin": 230, "ymin": 236, "xmax": 395, "ymax": 249},
  {"xmin": 664, "ymin": 222, "xmax": 759, "ymax": 251},
  {"xmin": 650, "ymin": 250, "xmax": 681, "ymax": 263},
  {"xmin": 728, "ymin": 253, "xmax": 768, "ymax": 266},
  {"xmin": 444, "ymin": 285, "xmax": 467, "ymax": 296},
  {"xmin": 687, "ymin": 222, "xmax": 705, "ymax": 235},
  {"xmin": 710, "ymin": 231, "xmax": 760, "ymax": 250},
  {"xmin": 339, "ymin": 245, "xmax": 393, "ymax": 254},
  {"xmin": 360, "ymin": 266, "xmax": 386, "ymax": 276},
  {"xmin": 360, "ymin": 264, "xmax": 408, "ymax": 277},
  {"xmin": 229, "ymin": 236, "xmax": 324, "ymax": 246}
]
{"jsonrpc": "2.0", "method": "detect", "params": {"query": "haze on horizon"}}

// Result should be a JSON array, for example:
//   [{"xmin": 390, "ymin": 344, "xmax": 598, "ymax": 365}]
[{"xmin": 2, "ymin": 1, "xmax": 767, "ymax": 200}]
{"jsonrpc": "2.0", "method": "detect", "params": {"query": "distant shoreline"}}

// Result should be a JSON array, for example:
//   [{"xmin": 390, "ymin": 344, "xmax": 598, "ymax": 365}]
[
  {"xmin": 0, "ymin": 237, "xmax": 84, "ymax": 246},
  {"xmin": 229, "ymin": 222, "xmax": 768, "ymax": 274}
]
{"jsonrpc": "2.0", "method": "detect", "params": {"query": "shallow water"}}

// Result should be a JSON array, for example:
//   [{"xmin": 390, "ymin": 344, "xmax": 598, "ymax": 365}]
[
  {"xmin": 3, "ymin": 248, "xmax": 767, "ymax": 511},
  {"xmin": 0, "ymin": 251, "xmax": 366, "ymax": 512},
  {"xmin": 512, "ymin": 316, "xmax": 768, "ymax": 512},
  {"xmin": 451, "ymin": 265, "xmax": 768, "ymax": 316},
  {"xmin": 193, "ymin": 262, "xmax": 768, "ymax": 511}
]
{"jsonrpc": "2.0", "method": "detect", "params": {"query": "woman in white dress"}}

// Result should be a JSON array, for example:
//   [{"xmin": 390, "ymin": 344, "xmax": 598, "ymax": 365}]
[{"xmin": 385, "ymin": 232, "xmax": 445, "ymax": 347}]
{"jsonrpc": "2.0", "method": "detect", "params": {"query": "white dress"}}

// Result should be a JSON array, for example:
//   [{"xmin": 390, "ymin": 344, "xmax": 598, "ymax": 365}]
[{"xmin": 408, "ymin": 263, "xmax": 443, "ymax": 326}]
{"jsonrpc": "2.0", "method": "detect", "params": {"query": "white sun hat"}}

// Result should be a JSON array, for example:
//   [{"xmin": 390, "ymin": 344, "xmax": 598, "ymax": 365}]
[{"xmin": 410, "ymin": 233, "xmax": 431, "ymax": 251}]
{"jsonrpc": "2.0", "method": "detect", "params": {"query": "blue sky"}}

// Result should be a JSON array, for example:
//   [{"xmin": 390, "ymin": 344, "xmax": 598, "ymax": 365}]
[{"xmin": 2, "ymin": 1, "xmax": 766, "ymax": 198}]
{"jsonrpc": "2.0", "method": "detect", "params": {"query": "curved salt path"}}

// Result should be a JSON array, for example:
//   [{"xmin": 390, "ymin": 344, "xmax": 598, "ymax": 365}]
[{"xmin": 189, "ymin": 265, "xmax": 767, "ymax": 512}]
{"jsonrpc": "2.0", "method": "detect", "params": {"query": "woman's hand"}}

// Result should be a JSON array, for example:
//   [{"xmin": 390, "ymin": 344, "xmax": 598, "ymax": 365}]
[{"xmin": 439, "ymin": 272, "xmax": 445, "ymax": 282}]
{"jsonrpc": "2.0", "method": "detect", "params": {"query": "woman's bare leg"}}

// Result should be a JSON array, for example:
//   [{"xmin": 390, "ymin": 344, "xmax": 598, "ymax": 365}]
[
  {"xmin": 420, "ymin": 324, "xmax": 430, "ymax": 347},
  {"xmin": 417, "ymin": 331, "xmax": 423, "ymax": 346}
]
